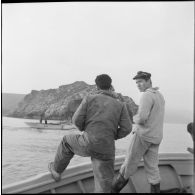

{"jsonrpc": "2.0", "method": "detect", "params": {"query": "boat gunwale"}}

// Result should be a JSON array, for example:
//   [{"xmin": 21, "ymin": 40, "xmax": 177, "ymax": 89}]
[{"xmin": 2, "ymin": 153, "xmax": 193, "ymax": 194}]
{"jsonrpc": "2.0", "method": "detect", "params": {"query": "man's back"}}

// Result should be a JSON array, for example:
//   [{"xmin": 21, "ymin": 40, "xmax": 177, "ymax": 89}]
[
  {"xmin": 72, "ymin": 90, "xmax": 132, "ymax": 159},
  {"xmin": 134, "ymin": 87, "xmax": 165, "ymax": 144}
]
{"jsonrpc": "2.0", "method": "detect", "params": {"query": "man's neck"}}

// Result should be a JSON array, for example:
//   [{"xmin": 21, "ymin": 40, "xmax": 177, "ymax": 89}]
[
  {"xmin": 143, "ymin": 85, "xmax": 153, "ymax": 92},
  {"xmin": 97, "ymin": 88, "xmax": 110, "ymax": 91}
]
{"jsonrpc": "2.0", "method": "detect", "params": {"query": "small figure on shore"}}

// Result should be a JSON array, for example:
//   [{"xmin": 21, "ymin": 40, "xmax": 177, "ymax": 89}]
[
  {"xmin": 111, "ymin": 71, "xmax": 165, "ymax": 193},
  {"xmin": 48, "ymin": 74, "xmax": 132, "ymax": 193},
  {"xmin": 40, "ymin": 117, "xmax": 42, "ymax": 124},
  {"xmin": 40, "ymin": 112, "xmax": 46, "ymax": 124},
  {"xmin": 40, "ymin": 113, "xmax": 47, "ymax": 124}
]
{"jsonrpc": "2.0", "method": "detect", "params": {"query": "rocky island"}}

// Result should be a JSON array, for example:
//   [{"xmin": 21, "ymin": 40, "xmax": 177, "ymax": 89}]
[{"xmin": 10, "ymin": 81, "xmax": 138, "ymax": 121}]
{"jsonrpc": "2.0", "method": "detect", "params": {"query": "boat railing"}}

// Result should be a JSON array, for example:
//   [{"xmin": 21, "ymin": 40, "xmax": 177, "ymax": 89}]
[{"xmin": 2, "ymin": 153, "xmax": 194, "ymax": 194}]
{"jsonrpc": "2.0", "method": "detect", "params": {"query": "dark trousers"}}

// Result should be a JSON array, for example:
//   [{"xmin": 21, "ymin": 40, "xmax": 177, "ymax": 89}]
[{"xmin": 53, "ymin": 134, "xmax": 114, "ymax": 193}]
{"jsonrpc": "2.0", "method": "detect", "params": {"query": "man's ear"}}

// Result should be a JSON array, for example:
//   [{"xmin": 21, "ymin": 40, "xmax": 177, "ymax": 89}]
[
  {"xmin": 109, "ymin": 85, "xmax": 114, "ymax": 91},
  {"xmin": 146, "ymin": 79, "xmax": 151, "ymax": 84}
]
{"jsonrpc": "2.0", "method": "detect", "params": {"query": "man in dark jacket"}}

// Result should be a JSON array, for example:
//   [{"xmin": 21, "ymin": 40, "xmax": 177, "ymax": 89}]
[
  {"xmin": 187, "ymin": 122, "xmax": 194, "ymax": 154},
  {"xmin": 48, "ymin": 74, "xmax": 132, "ymax": 193}
]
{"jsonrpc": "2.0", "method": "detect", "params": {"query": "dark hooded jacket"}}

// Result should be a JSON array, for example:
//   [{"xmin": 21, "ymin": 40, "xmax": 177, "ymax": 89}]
[{"xmin": 72, "ymin": 90, "xmax": 132, "ymax": 159}]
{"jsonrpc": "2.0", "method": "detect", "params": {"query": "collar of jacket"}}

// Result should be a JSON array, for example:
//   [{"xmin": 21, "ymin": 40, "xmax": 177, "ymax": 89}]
[
  {"xmin": 97, "ymin": 90, "xmax": 117, "ymax": 99},
  {"xmin": 146, "ymin": 87, "xmax": 159, "ymax": 93}
]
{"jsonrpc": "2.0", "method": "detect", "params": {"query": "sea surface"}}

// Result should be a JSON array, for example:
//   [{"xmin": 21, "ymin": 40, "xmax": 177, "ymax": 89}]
[{"xmin": 2, "ymin": 117, "xmax": 193, "ymax": 186}]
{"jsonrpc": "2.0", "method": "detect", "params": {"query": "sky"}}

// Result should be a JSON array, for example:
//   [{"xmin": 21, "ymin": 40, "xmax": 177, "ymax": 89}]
[{"xmin": 2, "ymin": 2, "xmax": 194, "ymax": 119}]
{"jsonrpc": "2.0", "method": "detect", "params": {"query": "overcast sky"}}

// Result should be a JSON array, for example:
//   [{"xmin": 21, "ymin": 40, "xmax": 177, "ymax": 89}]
[{"xmin": 2, "ymin": 2, "xmax": 194, "ymax": 115}]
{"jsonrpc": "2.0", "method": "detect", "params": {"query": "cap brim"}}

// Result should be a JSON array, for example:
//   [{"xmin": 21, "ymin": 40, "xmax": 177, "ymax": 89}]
[
  {"xmin": 133, "ymin": 75, "xmax": 143, "ymax": 80},
  {"xmin": 133, "ymin": 75, "xmax": 150, "ymax": 80}
]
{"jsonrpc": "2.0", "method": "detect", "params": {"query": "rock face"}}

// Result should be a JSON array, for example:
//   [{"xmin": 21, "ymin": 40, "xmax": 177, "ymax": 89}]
[{"xmin": 11, "ymin": 81, "xmax": 138, "ymax": 120}]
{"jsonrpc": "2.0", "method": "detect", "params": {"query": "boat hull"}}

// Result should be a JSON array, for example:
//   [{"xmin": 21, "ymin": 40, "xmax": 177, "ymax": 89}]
[
  {"xmin": 2, "ymin": 153, "xmax": 194, "ymax": 194},
  {"xmin": 25, "ymin": 122, "xmax": 76, "ymax": 130}
]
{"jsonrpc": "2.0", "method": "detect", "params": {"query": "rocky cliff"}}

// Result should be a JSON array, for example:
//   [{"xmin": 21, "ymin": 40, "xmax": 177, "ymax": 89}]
[{"xmin": 11, "ymin": 81, "xmax": 138, "ymax": 120}]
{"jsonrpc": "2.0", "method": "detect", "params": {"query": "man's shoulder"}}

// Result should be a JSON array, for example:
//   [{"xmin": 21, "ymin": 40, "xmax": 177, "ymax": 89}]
[
  {"xmin": 144, "ymin": 89, "xmax": 163, "ymax": 97},
  {"xmin": 142, "ymin": 91, "xmax": 153, "ymax": 98},
  {"xmin": 143, "ymin": 90, "xmax": 165, "ymax": 104},
  {"xmin": 88, "ymin": 92, "xmax": 124, "ymax": 105},
  {"xmin": 84, "ymin": 93, "xmax": 104, "ymax": 102},
  {"xmin": 86, "ymin": 93, "xmax": 100, "ymax": 99}
]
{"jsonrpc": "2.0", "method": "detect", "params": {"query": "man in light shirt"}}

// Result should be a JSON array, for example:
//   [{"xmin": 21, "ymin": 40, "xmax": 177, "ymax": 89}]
[{"xmin": 111, "ymin": 71, "xmax": 165, "ymax": 193}]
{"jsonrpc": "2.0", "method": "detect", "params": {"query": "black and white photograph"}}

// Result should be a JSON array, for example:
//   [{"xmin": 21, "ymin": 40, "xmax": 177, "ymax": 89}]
[{"xmin": 2, "ymin": 1, "xmax": 194, "ymax": 193}]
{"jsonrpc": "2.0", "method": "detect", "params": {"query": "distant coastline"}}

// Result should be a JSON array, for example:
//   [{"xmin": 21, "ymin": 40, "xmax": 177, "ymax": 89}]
[
  {"xmin": 2, "ymin": 93, "xmax": 26, "ymax": 116},
  {"xmin": 2, "ymin": 91, "xmax": 193, "ymax": 125},
  {"xmin": 2, "ymin": 112, "xmax": 192, "ymax": 125}
]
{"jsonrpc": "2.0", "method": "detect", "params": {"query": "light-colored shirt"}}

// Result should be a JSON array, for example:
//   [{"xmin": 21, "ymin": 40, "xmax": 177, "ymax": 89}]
[{"xmin": 133, "ymin": 87, "xmax": 165, "ymax": 144}]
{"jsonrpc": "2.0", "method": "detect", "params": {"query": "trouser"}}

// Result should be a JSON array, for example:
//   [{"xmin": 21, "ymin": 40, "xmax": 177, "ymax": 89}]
[
  {"xmin": 53, "ymin": 134, "xmax": 114, "ymax": 193},
  {"xmin": 119, "ymin": 132, "xmax": 161, "ymax": 185}
]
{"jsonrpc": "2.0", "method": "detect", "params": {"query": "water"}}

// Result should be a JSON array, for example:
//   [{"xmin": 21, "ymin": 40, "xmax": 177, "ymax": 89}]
[{"xmin": 2, "ymin": 117, "xmax": 193, "ymax": 186}]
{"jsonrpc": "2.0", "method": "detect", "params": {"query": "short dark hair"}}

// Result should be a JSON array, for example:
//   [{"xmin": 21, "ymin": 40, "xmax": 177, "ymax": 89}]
[{"xmin": 95, "ymin": 74, "xmax": 112, "ymax": 90}]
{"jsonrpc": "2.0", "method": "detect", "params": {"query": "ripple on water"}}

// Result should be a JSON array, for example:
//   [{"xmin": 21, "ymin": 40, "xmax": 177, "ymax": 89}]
[{"xmin": 2, "ymin": 118, "xmax": 193, "ymax": 186}]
